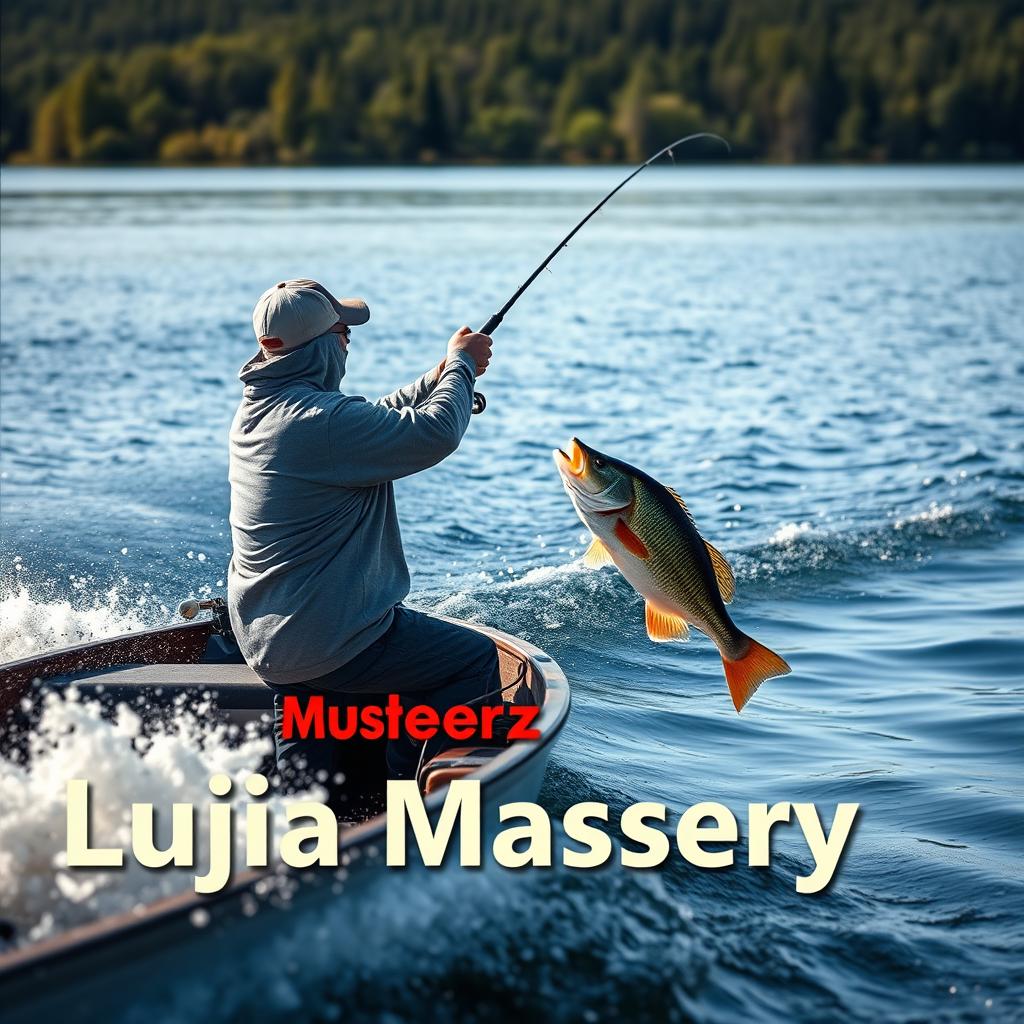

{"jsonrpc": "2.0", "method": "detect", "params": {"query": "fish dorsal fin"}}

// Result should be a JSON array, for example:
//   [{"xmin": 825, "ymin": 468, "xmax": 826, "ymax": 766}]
[
  {"xmin": 582, "ymin": 536, "xmax": 614, "ymax": 568},
  {"xmin": 645, "ymin": 603, "xmax": 690, "ymax": 642},
  {"xmin": 664, "ymin": 486, "xmax": 696, "ymax": 526},
  {"xmin": 663, "ymin": 483, "xmax": 734, "ymax": 600},
  {"xmin": 704, "ymin": 540, "xmax": 735, "ymax": 603}
]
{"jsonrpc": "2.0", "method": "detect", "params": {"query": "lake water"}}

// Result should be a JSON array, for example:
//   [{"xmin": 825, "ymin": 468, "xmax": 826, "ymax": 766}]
[{"xmin": 1, "ymin": 165, "xmax": 1023, "ymax": 1021}]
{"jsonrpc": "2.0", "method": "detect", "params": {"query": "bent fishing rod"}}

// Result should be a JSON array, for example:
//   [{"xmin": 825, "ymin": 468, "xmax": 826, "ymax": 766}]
[{"xmin": 469, "ymin": 131, "xmax": 729, "ymax": 414}]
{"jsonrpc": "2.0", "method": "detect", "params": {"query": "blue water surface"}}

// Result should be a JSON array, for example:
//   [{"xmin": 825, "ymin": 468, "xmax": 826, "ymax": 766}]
[{"xmin": 1, "ymin": 165, "xmax": 1022, "ymax": 1022}]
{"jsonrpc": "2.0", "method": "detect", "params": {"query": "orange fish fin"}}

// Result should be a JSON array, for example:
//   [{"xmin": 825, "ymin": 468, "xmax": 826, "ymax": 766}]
[
  {"xmin": 582, "ymin": 536, "xmax": 614, "ymax": 568},
  {"xmin": 614, "ymin": 518, "xmax": 650, "ymax": 558},
  {"xmin": 664, "ymin": 486, "xmax": 696, "ymax": 526},
  {"xmin": 722, "ymin": 637, "xmax": 791, "ymax": 712},
  {"xmin": 704, "ymin": 541, "xmax": 736, "ymax": 603},
  {"xmin": 645, "ymin": 603, "xmax": 690, "ymax": 643}
]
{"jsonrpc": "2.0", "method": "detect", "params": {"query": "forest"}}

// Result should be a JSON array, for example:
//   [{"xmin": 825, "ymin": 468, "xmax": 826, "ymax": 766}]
[{"xmin": 1, "ymin": 0, "xmax": 1021, "ymax": 165}]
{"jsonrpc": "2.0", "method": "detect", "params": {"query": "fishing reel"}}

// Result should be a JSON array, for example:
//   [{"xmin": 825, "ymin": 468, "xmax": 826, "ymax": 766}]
[{"xmin": 470, "ymin": 312, "xmax": 501, "ymax": 415}]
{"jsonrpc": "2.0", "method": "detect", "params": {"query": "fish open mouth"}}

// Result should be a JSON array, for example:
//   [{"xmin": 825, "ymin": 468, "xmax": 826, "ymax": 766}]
[{"xmin": 555, "ymin": 439, "xmax": 587, "ymax": 477}]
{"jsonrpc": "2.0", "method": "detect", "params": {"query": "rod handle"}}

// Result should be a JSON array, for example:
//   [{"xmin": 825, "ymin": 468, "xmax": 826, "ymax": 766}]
[{"xmin": 470, "ymin": 313, "xmax": 503, "ymax": 415}]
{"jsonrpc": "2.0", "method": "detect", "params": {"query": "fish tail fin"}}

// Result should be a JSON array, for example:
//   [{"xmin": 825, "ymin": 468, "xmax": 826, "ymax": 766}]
[{"xmin": 722, "ymin": 636, "xmax": 791, "ymax": 712}]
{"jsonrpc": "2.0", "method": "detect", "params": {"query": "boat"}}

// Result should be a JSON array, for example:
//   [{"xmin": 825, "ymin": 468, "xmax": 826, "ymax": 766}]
[{"xmin": 0, "ymin": 599, "xmax": 570, "ymax": 1019}]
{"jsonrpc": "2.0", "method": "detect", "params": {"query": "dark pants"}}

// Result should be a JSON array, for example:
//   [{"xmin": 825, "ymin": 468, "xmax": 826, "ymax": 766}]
[{"xmin": 270, "ymin": 606, "xmax": 503, "ymax": 794}]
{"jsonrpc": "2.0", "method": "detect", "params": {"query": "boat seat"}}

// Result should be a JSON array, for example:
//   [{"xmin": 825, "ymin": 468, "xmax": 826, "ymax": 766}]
[
  {"xmin": 418, "ymin": 745, "xmax": 505, "ymax": 794},
  {"xmin": 48, "ymin": 663, "xmax": 274, "ymax": 710}
]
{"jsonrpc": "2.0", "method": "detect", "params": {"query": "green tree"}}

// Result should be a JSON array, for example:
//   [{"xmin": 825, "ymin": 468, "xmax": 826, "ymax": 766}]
[
  {"xmin": 774, "ymin": 72, "xmax": 815, "ymax": 162},
  {"xmin": 469, "ymin": 105, "xmax": 539, "ymax": 160},
  {"xmin": 305, "ymin": 55, "xmax": 350, "ymax": 161},
  {"xmin": 117, "ymin": 48, "xmax": 178, "ymax": 104},
  {"xmin": 32, "ymin": 87, "xmax": 68, "ymax": 161},
  {"xmin": 270, "ymin": 60, "xmax": 306, "ymax": 154},
  {"xmin": 412, "ymin": 56, "xmax": 451, "ymax": 157},
  {"xmin": 80, "ymin": 127, "xmax": 134, "ymax": 161},
  {"xmin": 563, "ymin": 108, "xmax": 610, "ymax": 159},
  {"xmin": 2, "ymin": 0, "xmax": 1021, "ymax": 165},
  {"xmin": 929, "ymin": 77, "xmax": 984, "ymax": 158},
  {"xmin": 343, "ymin": 28, "xmax": 387, "ymax": 105},
  {"xmin": 836, "ymin": 102, "xmax": 869, "ymax": 158},
  {"xmin": 551, "ymin": 66, "xmax": 588, "ymax": 138},
  {"xmin": 129, "ymin": 90, "xmax": 180, "ymax": 156},
  {"xmin": 645, "ymin": 93, "xmax": 705, "ymax": 150},
  {"xmin": 882, "ymin": 92, "xmax": 927, "ymax": 160},
  {"xmin": 63, "ymin": 58, "xmax": 126, "ymax": 159},
  {"xmin": 219, "ymin": 51, "xmax": 273, "ymax": 112},
  {"xmin": 160, "ymin": 129, "xmax": 214, "ymax": 163},
  {"xmin": 614, "ymin": 58, "xmax": 655, "ymax": 161},
  {"xmin": 364, "ymin": 79, "xmax": 418, "ymax": 161},
  {"xmin": 475, "ymin": 35, "xmax": 523, "ymax": 108}
]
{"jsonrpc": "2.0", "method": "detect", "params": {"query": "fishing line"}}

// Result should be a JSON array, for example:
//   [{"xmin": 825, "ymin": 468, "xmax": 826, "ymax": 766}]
[{"xmin": 470, "ymin": 131, "xmax": 730, "ymax": 414}]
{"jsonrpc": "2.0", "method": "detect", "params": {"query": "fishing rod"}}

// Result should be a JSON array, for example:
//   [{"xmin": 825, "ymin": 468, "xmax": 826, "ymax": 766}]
[{"xmin": 469, "ymin": 131, "xmax": 730, "ymax": 414}]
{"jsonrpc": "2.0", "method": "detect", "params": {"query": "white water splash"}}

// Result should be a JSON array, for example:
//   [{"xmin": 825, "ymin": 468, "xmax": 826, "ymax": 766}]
[
  {"xmin": 0, "ymin": 585, "xmax": 161, "ymax": 662},
  {"xmin": 429, "ymin": 559, "xmax": 609, "ymax": 633},
  {"xmin": 893, "ymin": 503, "xmax": 955, "ymax": 529},
  {"xmin": 768, "ymin": 521, "xmax": 814, "ymax": 545},
  {"xmin": 0, "ymin": 690, "xmax": 304, "ymax": 946}
]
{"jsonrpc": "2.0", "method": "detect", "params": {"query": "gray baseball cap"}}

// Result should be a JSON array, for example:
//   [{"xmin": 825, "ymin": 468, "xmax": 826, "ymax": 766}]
[{"xmin": 252, "ymin": 279, "xmax": 370, "ymax": 353}]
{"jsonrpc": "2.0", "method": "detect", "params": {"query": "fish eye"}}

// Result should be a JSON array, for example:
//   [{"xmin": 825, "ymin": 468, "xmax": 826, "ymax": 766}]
[{"xmin": 593, "ymin": 457, "xmax": 606, "ymax": 468}]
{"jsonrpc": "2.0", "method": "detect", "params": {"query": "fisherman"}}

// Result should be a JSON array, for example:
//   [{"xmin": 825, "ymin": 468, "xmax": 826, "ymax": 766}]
[{"xmin": 227, "ymin": 279, "xmax": 499, "ymax": 798}]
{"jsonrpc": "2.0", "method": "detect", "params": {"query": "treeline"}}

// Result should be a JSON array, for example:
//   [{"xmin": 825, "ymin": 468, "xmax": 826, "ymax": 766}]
[{"xmin": 1, "ymin": 0, "xmax": 1022, "ymax": 164}]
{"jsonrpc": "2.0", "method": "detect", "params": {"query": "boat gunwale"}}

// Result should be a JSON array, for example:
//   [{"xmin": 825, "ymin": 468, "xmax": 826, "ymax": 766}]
[{"xmin": 0, "ymin": 620, "xmax": 212, "ymax": 714}]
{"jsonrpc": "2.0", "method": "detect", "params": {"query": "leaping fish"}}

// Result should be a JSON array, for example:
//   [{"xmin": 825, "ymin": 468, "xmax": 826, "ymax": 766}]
[{"xmin": 554, "ymin": 438, "xmax": 790, "ymax": 711}]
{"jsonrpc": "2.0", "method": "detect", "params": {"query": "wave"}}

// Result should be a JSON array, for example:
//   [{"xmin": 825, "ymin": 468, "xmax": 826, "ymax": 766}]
[
  {"xmin": 423, "ymin": 491, "xmax": 1023, "ymax": 630},
  {"xmin": 732, "ymin": 491, "xmax": 1022, "ymax": 590},
  {"xmin": 3, "ymin": 492, "xmax": 1018, "ymax": 663},
  {"xmin": 0, "ymin": 584, "xmax": 167, "ymax": 663}
]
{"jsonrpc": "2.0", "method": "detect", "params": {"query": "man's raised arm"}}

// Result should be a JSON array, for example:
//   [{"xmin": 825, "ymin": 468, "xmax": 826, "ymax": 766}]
[
  {"xmin": 376, "ymin": 362, "xmax": 446, "ymax": 412},
  {"xmin": 331, "ymin": 328, "xmax": 492, "ymax": 486},
  {"xmin": 376, "ymin": 327, "xmax": 490, "ymax": 411}
]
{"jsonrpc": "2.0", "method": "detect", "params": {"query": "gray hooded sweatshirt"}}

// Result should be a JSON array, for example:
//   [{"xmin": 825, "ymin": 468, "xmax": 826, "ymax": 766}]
[{"xmin": 227, "ymin": 332, "xmax": 476, "ymax": 685}]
